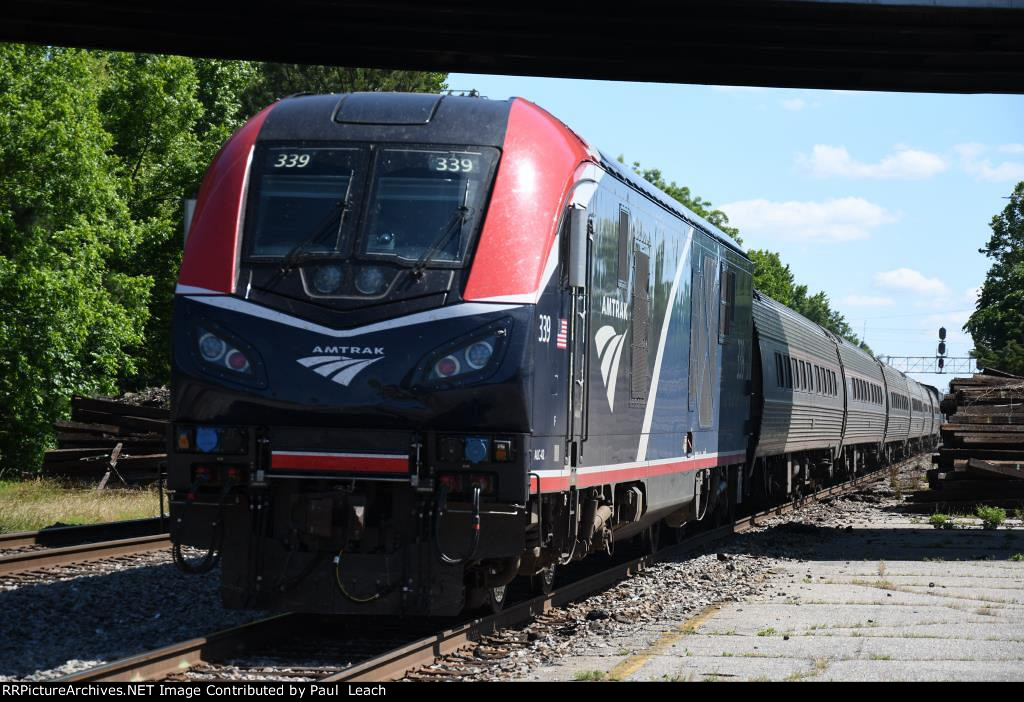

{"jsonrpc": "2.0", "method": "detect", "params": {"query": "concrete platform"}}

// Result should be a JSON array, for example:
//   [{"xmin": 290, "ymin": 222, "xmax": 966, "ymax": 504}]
[{"xmin": 526, "ymin": 516, "xmax": 1024, "ymax": 681}]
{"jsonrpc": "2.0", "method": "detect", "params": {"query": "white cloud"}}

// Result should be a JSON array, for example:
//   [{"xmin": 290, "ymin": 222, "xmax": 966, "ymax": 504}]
[
  {"xmin": 719, "ymin": 197, "xmax": 896, "ymax": 243},
  {"xmin": 842, "ymin": 295, "xmax": 894, "ymax": 307},
  {"xmin": 874, "ymin": 268, "xmax": 950, "ymax": 297},
  {"xmin": 955, "ymin": 142, "xmax": 1024, "ymax": 182},
  {"xmin": 781, "ymin": 98, "xmax": 806, "ymax": 111},
  {"xmin": 797, "ymin": 144, "xmax": 947, "ymax": 179}
]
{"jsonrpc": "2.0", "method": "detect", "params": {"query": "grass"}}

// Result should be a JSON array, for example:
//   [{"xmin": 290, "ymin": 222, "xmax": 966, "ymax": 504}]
[
  {"xmin": 0, "ymin": 478, "xmax": 161, "ymax": 533},
  {"xmin": 574, "ymin": 670, "xmax": 606, "ymax": 682},
  {"xmin": 1011, "ymin": 553, "xmax": 1024, "ymax": 562},
  {"xmin": 757, "ymin": 627, "xmax": 777, "ymax": 637},
  {"xmin": 976, "ymin": 505, "xmax": 1006, "ymax": 530},
  {"xmin": 929, "ymin": 513, "xmax": 957, "ymax": 530}
]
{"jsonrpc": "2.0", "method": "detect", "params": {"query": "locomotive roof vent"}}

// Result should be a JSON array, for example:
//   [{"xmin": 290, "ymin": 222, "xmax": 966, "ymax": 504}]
[{"xmin": 334, "ymin": 92, "xmax": 442, "ymax": 125}]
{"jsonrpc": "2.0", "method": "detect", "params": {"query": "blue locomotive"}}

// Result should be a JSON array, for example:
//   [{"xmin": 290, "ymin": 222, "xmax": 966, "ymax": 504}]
[{"xmin": 167, "ymin": 92, "xmax": 941, "ymax": 615}]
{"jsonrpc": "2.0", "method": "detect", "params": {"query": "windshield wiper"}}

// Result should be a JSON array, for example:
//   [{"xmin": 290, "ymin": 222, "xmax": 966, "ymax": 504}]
[
  {"xmin": 406, "ymin": 203, "xmax": 471, "ymax": 282},
  {"xmin": 406, "ymin": 179, "xmax": 473, "ymax": 282},
  {"xmin": 261, "ymin": 198, "xmax": 348, "ymax": 293}
]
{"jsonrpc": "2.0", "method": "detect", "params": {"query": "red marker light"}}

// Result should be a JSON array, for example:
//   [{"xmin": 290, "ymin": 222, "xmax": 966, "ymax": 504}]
[
  {"xmin": 434, "ymin": 355, "xmax": 460, "ymax": 378},
  {"xmin": 225, "ymin": 350, "xmax": 250, "ymax": 372},
  {"xmin": 470, "ymin": 474, "xmax": 495, "ymax": 494},
  {"xmin": 439, "ymin": 473, "xmax": 461, "ymax": 491}
]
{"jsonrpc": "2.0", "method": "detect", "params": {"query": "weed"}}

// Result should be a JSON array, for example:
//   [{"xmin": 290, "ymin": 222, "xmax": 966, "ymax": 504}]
[
  {"xmin": 574, "ymin": 670, "xmax": 606, "ymax": 682},
  {"xmin": 814, "ymin": 657, "xmax": 829, "ymax": 671},
  {"xmin": 929, "ymin": 513, "xmax": 956, "ymax": 530},
  {"xmin": 877, "ymin": 560, "xmax": 887, "ymax": 577},
  {"xmin": 1011, "ymin": 553, "xmax": 1024, "ymax": 562},
  {"xmin": 757, "ymin": 627, "xmax": 777, "ymax": 637},
  {"xmin": 976, "ymin": 505, "xmax": 1006, "ymax": 530},
  {"xmin": 869, "ymin": 653, "xmax": 892, "ymax": 660}
]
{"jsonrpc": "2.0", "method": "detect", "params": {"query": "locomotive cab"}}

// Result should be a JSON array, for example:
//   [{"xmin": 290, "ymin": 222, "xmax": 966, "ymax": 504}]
[{"xmin": 168, "ymin": 93, "xmax": 581, "ymax": 615}]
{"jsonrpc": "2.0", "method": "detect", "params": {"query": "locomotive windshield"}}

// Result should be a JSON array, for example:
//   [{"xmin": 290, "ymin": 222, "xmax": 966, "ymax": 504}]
[
  {"xmin": 247, "ymin": 147, "xmax": 363, "ymax": 257},
  {"xmin": 245, "ymin": 144, "xmax": 498, "ymax": 267}
]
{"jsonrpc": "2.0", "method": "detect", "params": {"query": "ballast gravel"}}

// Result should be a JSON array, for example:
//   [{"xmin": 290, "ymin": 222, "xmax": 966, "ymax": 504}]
[{"xmin": 0, "ymin": 549, "xmax": 256, "ymax": 681}]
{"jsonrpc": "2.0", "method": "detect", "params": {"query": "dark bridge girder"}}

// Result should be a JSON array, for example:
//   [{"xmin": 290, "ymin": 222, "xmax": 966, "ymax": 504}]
[{"xmin": 2, "ymin": 0, "xmax": 1024, "ymax": 94}]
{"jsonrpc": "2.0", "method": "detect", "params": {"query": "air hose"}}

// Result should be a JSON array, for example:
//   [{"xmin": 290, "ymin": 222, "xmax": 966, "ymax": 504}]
[
  {"xmin": 333, "ymin": 548, "xmax": 392, "ymax": 603},
  {"xmin": 433, "ymin": 483, "xmax": 482, "ymax": 565},
  {"xmin": 171, "ymin": 477, "xmax": 228, "ymax": 575}
]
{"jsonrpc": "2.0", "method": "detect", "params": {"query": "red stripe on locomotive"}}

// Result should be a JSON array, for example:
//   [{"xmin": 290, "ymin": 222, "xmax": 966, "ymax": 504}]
[
  {"xmin": 271, "ymin": 452, "xmax": 408, "ymax": 474},
  {"xmin": 463, "ymin": 99, "xmax": 591, "ymax": 302},
  {"xmin": 177, "ymin": 104, "xmax": 276, "ymax": 294}
]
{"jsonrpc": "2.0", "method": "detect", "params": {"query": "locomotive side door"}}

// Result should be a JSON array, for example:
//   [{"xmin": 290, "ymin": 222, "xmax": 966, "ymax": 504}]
[{"xmin": 566, "ymin": 205, "xmax": 591, "ymax": 476}]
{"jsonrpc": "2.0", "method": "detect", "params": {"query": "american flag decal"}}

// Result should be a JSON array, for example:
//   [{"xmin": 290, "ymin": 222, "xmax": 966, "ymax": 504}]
[{"xmin": 556, "ymin": 318, "xmax": 568, "ymax": 349}]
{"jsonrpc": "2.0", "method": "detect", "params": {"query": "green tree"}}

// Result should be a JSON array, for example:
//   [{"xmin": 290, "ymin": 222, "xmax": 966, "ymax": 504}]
[
  {"xmin": 240, "ymin": 64, "xmax": 448, "ymax": 117},
  {"xmin": 747, "ymin": 249, "xmax": 795, "ymax": 305},
  {"xmin": 965, "ymin": 182, "xmax": 1024, "ymax": 374},
  {"xmin": 623, "ymin": 158, "xmax": 742, "ymax": 244},
  {"xmin": 0, "ymin": 45, "xmax": 151, "ymax": 473},
  {"xmin": 98, "ymin": 53, "xmax": 257, "ymax": 384}
]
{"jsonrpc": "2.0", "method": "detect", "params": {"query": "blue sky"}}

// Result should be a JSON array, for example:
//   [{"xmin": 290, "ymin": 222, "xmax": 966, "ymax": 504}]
[{"xmin": 448, "ymin": 72, "xmax": 1024, "ymax": 392}]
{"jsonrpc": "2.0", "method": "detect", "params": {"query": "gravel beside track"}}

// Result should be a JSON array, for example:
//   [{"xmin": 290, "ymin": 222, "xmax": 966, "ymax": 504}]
[{"xmin": 0, "ymin": 549, "xmax": 256, "ymax": 681}]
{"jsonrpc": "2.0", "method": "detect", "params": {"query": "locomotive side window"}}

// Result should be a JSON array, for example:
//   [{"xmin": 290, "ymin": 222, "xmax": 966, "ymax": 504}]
[
  {"xmin": 247, "ymin": 147, "xmax": 363, "ymax": 257},
  {"xmin": 363, "ymin": 148, "xmax": 498, "ymax": 263},
  {"xmin": 617, "ymin": 207, "xmax": 630, "ymax": 287},
  {"xmin": 719, "ymin": 265, "xmax": 736, "ymax": 339}
]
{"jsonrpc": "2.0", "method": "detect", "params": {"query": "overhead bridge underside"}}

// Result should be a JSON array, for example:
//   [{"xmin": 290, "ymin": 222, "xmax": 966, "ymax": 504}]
[{"xmin": 2, "ymin": 0, "xmax": 1024, "ymax": 94}]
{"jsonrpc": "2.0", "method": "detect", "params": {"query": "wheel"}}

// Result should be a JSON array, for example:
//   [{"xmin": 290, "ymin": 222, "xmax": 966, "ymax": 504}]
[{"xmin": 529, "ymin": 564, "xmax": 556, "ymax": 596}]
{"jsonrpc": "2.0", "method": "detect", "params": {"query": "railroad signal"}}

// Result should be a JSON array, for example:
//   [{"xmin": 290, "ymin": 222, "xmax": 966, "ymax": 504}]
[{"xmin": 935, "ymin": 327, "xmax": 948, "ymax": 373}]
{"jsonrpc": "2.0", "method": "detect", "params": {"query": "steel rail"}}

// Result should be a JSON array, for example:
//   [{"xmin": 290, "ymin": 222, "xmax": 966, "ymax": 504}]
[
  {"xmin": 61, "ymin": 614, "xmax": 300, "ymax": 682},
  {"xmin": 0, "ymin": 517, "xmax": 166, "ymax": 550},
  {"xmin": 0, "ymin": 533, "xmax": 171, "ymax": 576}
]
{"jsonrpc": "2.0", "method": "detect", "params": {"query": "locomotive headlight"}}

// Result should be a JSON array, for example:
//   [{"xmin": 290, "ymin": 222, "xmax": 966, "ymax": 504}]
[
  {"xmin": 465, "ymin": 341, "xmax": 494, "ymax": 370},
  {"xmin": 355, "ymin": 266, "xmax": 386, "ymax": 295},
  {"xmin": 411, "ymin": 318, "xmax": 512, "ymax": 389},
  {"xmin": 313, "ymin": 265, "xmax": 343, "ymax": 294},
  {"xmin": 199, "ymin": 333, "xmax": 227, "ymax": 362},
  {"xmin": 191, "ymin": 325, "xmax": 265, "ymax": 387}
]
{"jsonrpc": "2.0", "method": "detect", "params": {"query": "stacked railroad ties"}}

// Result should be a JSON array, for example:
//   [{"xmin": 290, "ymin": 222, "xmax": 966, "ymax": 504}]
[
  {"xmin": 925, "ymin": 369, "xmax": 1024, "ymax": 508},
  {"xmin": 41, "ymin": 391, "xmax": 169, "ymax": 486}
]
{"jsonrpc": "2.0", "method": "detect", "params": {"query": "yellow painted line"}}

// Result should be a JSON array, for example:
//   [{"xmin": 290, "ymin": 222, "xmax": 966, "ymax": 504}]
[{"xmin": 606, "ymin": 604, "xmax": 722, "ymax": 681}]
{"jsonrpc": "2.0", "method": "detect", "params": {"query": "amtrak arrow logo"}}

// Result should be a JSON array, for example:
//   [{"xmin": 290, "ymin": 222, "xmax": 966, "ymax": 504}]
[
  {"xmin": 297, "ymin": 355, "xmax": 383, "ymax": 386},
  {"xmin": 594, "ymin": 325, "xmax": 626, "ymax": 412}
]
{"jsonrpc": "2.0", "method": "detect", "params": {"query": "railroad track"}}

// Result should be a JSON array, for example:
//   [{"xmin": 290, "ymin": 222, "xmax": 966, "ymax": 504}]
[
  {"xmin": 0, "ymin": 517, "xmax": 169, "ymax": 576},
  {"xmin": 59, "ymin": 459, "xmax": 910, "ymax": 683}
]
